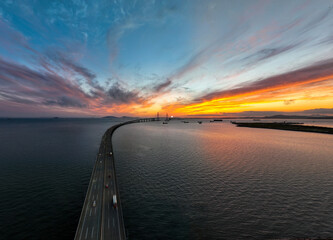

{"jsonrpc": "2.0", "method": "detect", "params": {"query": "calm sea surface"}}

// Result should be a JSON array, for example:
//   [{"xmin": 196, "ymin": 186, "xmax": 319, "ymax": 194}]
[
  {"xmin": 113, "ymin": 120, "xmax": 333, "ymax": 239},
  {"xmin": 0, "ymin": 118, "xmax": 119, "ymax": 240},
  {"xmin": 0, "ymin": 118, "xmax": 333, "ymax": 239}
]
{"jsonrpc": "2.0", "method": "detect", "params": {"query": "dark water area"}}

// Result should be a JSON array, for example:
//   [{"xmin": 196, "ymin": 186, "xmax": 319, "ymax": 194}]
[
  {"xmin": 0, "ymin": 118, "xmax": 119, "ymax": 240},
  {"xmin": 113, "ymin": 120, "xmax": 333, "ymax": 240},
  {"xmin": 1, "ymin": 118, "xmax": 333, "ymax": 239}
]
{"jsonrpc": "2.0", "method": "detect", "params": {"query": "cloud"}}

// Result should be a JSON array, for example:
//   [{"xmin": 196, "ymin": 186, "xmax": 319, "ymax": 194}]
[
  {"xmin": 187, "ymin": 108, "xmax": 333, "ymax": 118},
  {"xmin": 1, "ymin": 1, "xmax": 333, "ymax": 117},
  {"xmin": 300, "ymin": 7, "xmax": 332, "ymax": 34},
  {"xmin": 187, "ymin": 111, "xmax": 282, "ymax": 118},
  {"xmin": 59, "ymin": 57, "xmax": 96, "ymax": 82},
  {"xmin": 240, "ymin": 43, "xmax": 303, "ymax": 65},
  {"xmin": 0, "ymin": 55, "xmax": 153, "ymax": 116},
  {"xmin": 107, "ymin": 19, "xmax": 142, "ymax": 65},
  {"xmin": 154, "ymin": 78, "xmax": 172, "ymax": 92},
  {"xmin": 152, "ymin": 3, "xmax": 333, "ymax": 97},
  {"xmin": 151, "ymin": 33, "xmax": 234, "ymax": 93},
  {"xmin": 0, "ymin": 12, "xmax": 154, "ymax": 117},
  {"xmin": 284, "ymin": 99, "xmax": 295, "ymax": 105},
  {"xmin": 106, "ymin": 82, "xmax": 146, "ymax": 104},
  {"xmin": 43, "ymin": 96, "xmax": 87, "ymax": 108},
  {"xmin": 195, "ymin": 58, "xmax": 333, "ymax": 102},
  {"xmin": 41, "ymin": 50, "xmax": 96, "ymax": 82},
  {"xmin": 0, "ymin": 17, "xmax": 34, "ymax": 53},
  {"xmin": 0, "ymin": 92, "xmax": 37, "ymax": 105},
  {"xmin": 0, "ymin": 57, "xmax": 91, "ymax": 106},
  {"xmin": 0, "ymin": 54, "xmax": 154, "ymax": 109}
]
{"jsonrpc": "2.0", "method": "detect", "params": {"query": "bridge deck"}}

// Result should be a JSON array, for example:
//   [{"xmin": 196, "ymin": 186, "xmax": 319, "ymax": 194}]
[{"xmin": 74, "ymin": 122, "xmax": 135, "ymax": 240}]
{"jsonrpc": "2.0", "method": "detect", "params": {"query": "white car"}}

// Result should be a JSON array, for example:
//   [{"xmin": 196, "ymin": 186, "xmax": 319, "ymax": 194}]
[
  {"xmin": 112, "ymin": 195, "xmax": 117, "ymax": 208},
  {"xmin": 92, "ymin": 200, "xmax": 96, "ymax": 207}
]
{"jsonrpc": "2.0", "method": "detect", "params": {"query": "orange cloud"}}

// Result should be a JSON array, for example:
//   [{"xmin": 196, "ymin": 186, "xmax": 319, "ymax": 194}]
[{"xmin": 162, "ymin": 59, "xmax": 333, "ymax": 117}]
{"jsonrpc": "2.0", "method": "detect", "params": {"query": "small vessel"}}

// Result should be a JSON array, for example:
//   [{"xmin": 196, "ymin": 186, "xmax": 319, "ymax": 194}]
[
  {"xmin": 210, "ymin": 119, "xmax": 223, "ymax": 122},
  {"xmin": 198, "ymin": 121, "xmax": 202, "ymax": 124},
  {"xmin": 163, "ymin": 121, "xmax": 168, "ymax": 124},
  {"xmin": 183, "ymin": 121, "xmax": 189, "ymax": 123}
]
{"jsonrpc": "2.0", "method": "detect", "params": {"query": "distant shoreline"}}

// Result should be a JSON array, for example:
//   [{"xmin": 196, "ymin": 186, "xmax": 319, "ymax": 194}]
[{"xmin": 232, "ymin": 122, "xmax": 333, "ymax": 135}]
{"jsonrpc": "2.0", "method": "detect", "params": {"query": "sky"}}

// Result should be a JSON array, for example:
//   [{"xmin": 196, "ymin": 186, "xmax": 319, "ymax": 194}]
[{"xmin": 0, "ymin": 0, "xmax": 333, "ymax": 117}]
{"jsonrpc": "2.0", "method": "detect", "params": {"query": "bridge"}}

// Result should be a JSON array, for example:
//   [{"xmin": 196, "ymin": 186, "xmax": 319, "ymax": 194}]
[{"xmin": 74, "ymin": 118, "xmax": 155, "ymax": 240}]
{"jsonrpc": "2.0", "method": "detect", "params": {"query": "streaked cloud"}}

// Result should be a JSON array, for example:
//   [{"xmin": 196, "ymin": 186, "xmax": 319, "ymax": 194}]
[
  {"xmin": 0, "ymin": 0, "xmax": 333, "ymax": 117},
  {"xmin": 187, "ymin": 108, "xmax": 333, "ymax": 118},
  {"xmin": 196, "ymin": 58, "xmax": 333, "ymax": 102},
  {"xmin": 153, "ymin": 79, "xmax": 172, "ymax": 92},
  {"xmin": 43, "ymin": 96, "xmax": 87, "ymax": 108}
]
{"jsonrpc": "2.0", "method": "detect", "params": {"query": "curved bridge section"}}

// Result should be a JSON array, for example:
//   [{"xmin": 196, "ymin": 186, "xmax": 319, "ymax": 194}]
[{"xmin": 74, "ymin": 120, "xmax": 139, "ymax": 240}]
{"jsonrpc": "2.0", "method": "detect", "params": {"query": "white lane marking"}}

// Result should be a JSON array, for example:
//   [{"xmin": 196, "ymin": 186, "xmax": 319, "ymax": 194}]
[
  {"xmin": 91, "ymin": 227, "xmax": 94, "ymax": 238},
  {"xmin": 79, "ymin": 204, "xmax": 89, "ymax": 240},
  {"xmin": 85, "ymin": 228, "xmax": 88, "ymax": 239},
  {"xmin": 108, "ymin": 217, "xmax": 110, "ymax": 229},
  {"xmin": 116, "ymin": 206, "xmax": 121, "ymax": 237},
  {"xmin": 89, "ymin": 209, "xmax": 92, "ymax": 216}
]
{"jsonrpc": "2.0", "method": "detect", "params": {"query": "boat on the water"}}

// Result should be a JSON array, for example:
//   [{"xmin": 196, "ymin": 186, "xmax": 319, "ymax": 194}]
[
  {"xmin": 163, "ymin": 121, "xmax": 168, "ymax": 124},
  {"xmin": 198, "ymin": 121, "xmax": 202, "ymax": 124}
]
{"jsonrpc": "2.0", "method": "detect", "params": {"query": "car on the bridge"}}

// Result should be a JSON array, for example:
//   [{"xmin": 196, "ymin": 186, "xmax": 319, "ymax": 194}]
[
  {"xmin": 108, "ymin": 175, "xmax": 111, "ymax": 178},
  {"xmin": 112, "ymin": 194, "xmax": 117, "ymax": 208},
  {"xmin": 105, "ymin": 184, "xmax": 109, "ymax": 188},
  {"xmin": 110, "ymin": 152, "xmax": 113, "ymax": 156},
  {"xmin": 92, "ymin": 200, "xmax": 96, "ymax": 207}
]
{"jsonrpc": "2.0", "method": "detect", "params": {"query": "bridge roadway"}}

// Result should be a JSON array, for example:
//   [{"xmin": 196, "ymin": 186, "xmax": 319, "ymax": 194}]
[{"xmin": 74, "ymin": 121, "xmax": 139, "ymax": 240}]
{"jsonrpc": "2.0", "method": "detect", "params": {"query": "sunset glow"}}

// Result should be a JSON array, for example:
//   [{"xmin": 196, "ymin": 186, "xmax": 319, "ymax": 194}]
[{"xmin": 0, "ymin": 1, "xmax": 333, "ymax": 117}]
